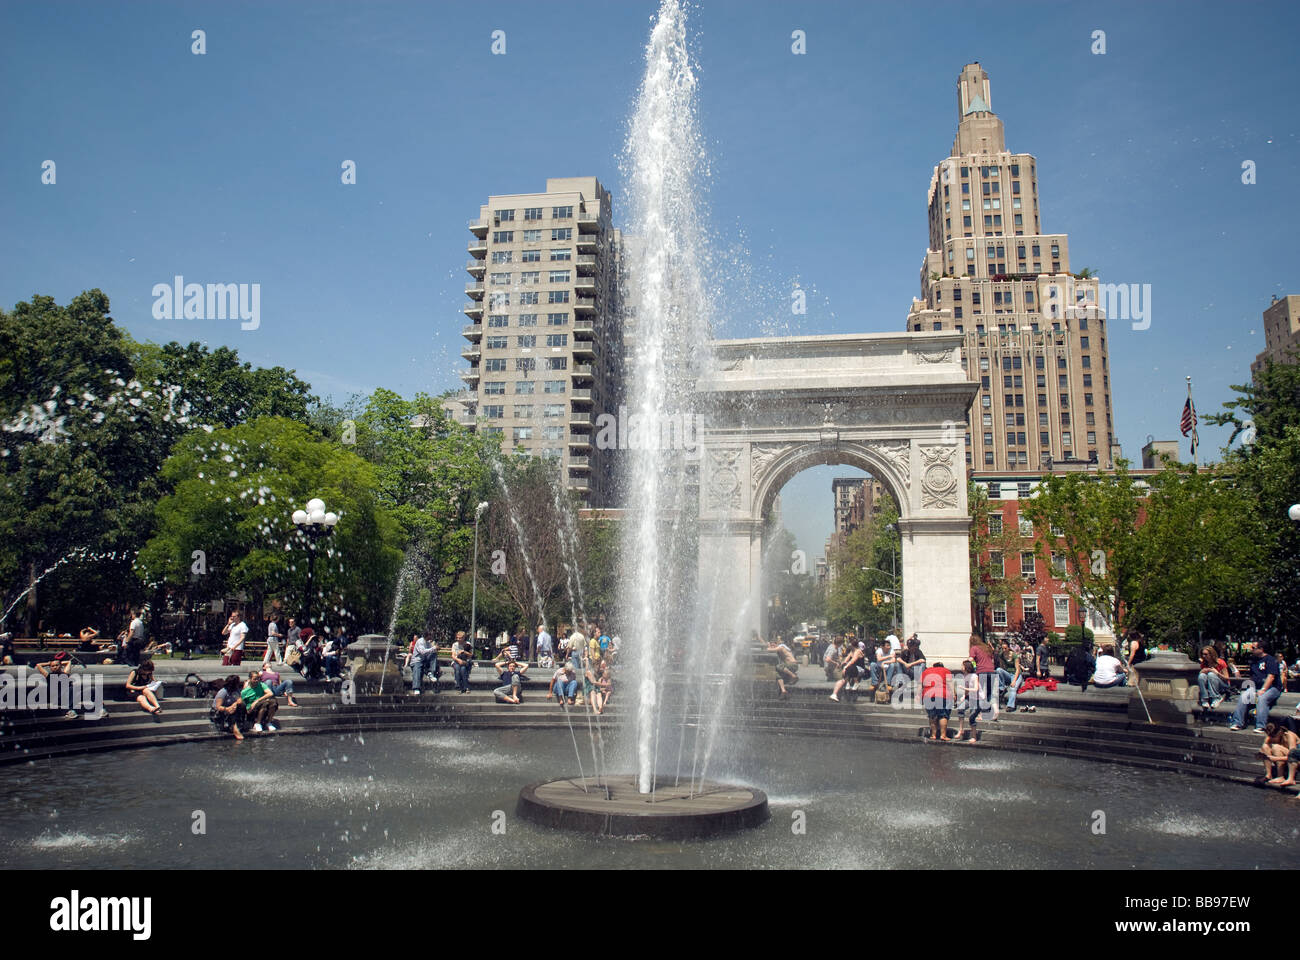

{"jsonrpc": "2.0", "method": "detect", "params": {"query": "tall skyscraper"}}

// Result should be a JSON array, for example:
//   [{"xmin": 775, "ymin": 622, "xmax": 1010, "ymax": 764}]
[
  {"xmin": 1251, "ymin": 294, "xmax": 1300, "ymax": 380},
  {"xmin": 905, "ymin": 63, "xmax": 1117, "ymax": 472},
  {"xmin": 461, "ymin": 177, "xmax": 623, "ymax": 505}
]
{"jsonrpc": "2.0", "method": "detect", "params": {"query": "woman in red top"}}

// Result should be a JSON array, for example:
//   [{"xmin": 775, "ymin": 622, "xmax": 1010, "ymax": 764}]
[
  {"xmin": 1197, "ymin": 645, "xmax": 1231, "ymax": 710},
  {"xmin": 969, "ymin": 635, "xmax": 999, "ymax": 719}
]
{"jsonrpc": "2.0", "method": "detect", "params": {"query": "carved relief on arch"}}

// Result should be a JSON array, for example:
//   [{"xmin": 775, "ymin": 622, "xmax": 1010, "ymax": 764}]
[
  {"xmin": 705, "ymin": 446, "xmax": 744, "ymax": 511},
  {"xmin": 918, "ymin": 443, "xmax": 960, "ymax": 510},
  {"xmin": 839, "ymin": 439, "xmax": 911, "ymax": 494}
]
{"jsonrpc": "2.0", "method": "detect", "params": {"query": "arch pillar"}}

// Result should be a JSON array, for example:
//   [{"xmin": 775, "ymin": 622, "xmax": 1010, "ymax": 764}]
[{"xmin": 897, "ymin": 516, "xmax": 973, "ymax": 665}]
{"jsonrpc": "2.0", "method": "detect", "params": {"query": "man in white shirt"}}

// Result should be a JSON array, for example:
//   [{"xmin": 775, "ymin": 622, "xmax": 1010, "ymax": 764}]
[
  {"xmin": 536, "ymin": 624, "xmax": 553, "ymax": 666},
  {"xmin": 1091, "ymin": 646, "xmax": 1128, "ymax": 688},
  {"xmin": 222, "ymin": 610, "xmax": 248, "ymax": 667},
  {"xmin": 450, "ymin": 631, "xmax": 474, "ymax": 693},
  {"xmin": 410, "ymin": 634, "xmax": 440, "ymax": 695}
]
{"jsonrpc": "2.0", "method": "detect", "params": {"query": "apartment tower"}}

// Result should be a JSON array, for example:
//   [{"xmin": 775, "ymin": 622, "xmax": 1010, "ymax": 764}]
[
  {"xmin": 1251, "ymin": 294, "xmax": 1300, "ymax": 380},
  {"xmin": 461, "ymin": 177, "xmax": 623, "ymax": 506},
  {"xmin": 905, "ymin": 64, "xmax": 1117, "ymax": 472}
]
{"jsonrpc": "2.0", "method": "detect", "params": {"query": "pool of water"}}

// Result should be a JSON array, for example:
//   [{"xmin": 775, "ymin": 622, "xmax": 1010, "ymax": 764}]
[{"xmin": 3, "ymin": 729, "xmax": 1295, "ymax": 869}]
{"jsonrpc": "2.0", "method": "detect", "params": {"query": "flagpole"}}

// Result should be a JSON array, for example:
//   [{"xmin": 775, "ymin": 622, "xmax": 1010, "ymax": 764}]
[{"xmin": 1186, "ymin": 376, "xmax": 1198, "ymax": 467}]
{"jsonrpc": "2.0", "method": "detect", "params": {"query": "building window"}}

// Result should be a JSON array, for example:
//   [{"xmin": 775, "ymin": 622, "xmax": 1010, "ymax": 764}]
[
  {"xmin": 984, "ymin": 432, "xmax": 993, "ymax": 446},
  {"xmin": 543, "ymin": 403, "xmax": 564, "ymax": 418},
  {"xmin": 517, "ymin": 313, "xmax": 537, "ymax": 327},
  {"xmin": 484, "ymin": 359, "xmax": 506, "ymax": 372},
  {"xmin": 549, "ymin": 270, "xmax": 571, "ymax": 283},
  {"xmin": 512, "ymin": 427, "xmax": 532, "ymax": 441},
  {"xmin": 552, "ymin": 228, "xmax": 572, "ymax": 241},
  {"xmin": 483, "ymin": 381, "xmax": 505, "ymax": 395},
  {"xmin": 552, "ymin": 206, "xmax": 573, "ymax": 219},
  {"xmin": 515, "ymin": 381, "xmax": 535, "ymax": 395},
  {"xmin": 494, "ymin": 209, "xmax": 515, "ymax": 222},
  {"xmin": 517, "ymin": 335, "xmax": 536, "ymax": 348},
  {"xmin": 482, "ymin": 426, "xmax": 502, "ymax": 438},
  {"xmin": 550, "ymin": 248, "xmax": 571, "ymax": 260},
  {"xmin": 1022, "ymin": 595, "xmax": 1038, "ymax": 616},
  {"xmin": 1040, "ymin": 431, "xmax": 1050, "ymax": 445},
  {"xmin": 512, "ymin": 404, "xmax": 532, "ymax": 418},
  {"xmin": 547, "ymin": 313, "xmax": 568, "ymax": 325},
  {"xmin": 486, "ymin": 336, "xmax": 507, "ymax": 349},
  {"xmin": 992, "ymin": 601, "xmax": 1008, "ymax": 628},
  {"xmin": 1021, "ymin": 552, "xmax": 1035, "ymax": 577},
  {"xmin": 515, "ymin": 358, "xmax": 535, "ymax": 372},
  {"xmin": 989, "ymin": 514, "xmax": 1003, "ymax": 535},
  {"xmin": 990, "ymin": 552, "xmax": 1004, "ymax": 578},
  {"xmin": 543, "ymin": 425, "xmax": 564, "ymax": 441},
  {"xmin": 1051, "ymin": 552, "xmax": 1066, "ymax": 575},
  {"xmin": 523, "ymin": 207, "xmax": 542, "ymax": 220},
  {"xmin": 488, "ymin": 315, "xmax": 508, "ymax": 327},
  {"xmin": 491, "ymin": 251, "xmax": 512, "ymax": 264},
  {"xmin": 546, "ymin": 334, "xmax": 568, "ymax": 347},
  {"xmin": 1019, "ymin": 516, "xmax": 1033, "ymax": 537},
  {"xmin": 519, "ymin": 271, "xmax": 540, "ymax": 284},
  {"xmin": 490, "ymin": 292, "xmax": 509, "ymax": 308},
  {"xmin": 543, "ymin": 380, "xmax": 566, "ymax": 394},
  {"xmin": 545, "ymin": 357, "xmax": 567, "ymax": 370},
  {"xmin": 522, "ymin": 230, "xmax": 542, "ymax": 243},
  {"xmin": 482, "ymin": 405, "xmax": 504, "ymax": 419},
  {"xmin": 519, "ymin": 291, "xmax": 539, "ymax": 305},
  {"xmin": 548, "ymin": 291, "xmax": 569, "ymax": 304},
  {"xmin": 987, "ymin": 482, "xmax": 1001, "ymax": 499},
  {"xmin": 492, "ymin": 231, "xmax": 513, "ymax": 244},
  {"xmin": 984, "ymin": 451, "xmax": 994, "ymax": 464},
  {"xmin": 1053, "ymin": 596, "xmax": 1070, "ymax": 627},
  {"xmin": 521, "ymin": 249, "xmax": 542, "ymax": 262}
]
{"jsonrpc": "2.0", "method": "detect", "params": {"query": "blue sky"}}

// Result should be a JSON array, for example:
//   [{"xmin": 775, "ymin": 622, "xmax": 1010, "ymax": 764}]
[{"xmin": 2, "ymin": 0, "xmax": 1297, "ymax": 558}]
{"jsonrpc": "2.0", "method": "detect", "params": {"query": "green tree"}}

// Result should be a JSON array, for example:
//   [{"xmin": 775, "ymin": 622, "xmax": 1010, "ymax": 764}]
[
  {"xmin": 825, "ymin": 500, "xmax": 902, "ymax": 637},
  {"xmin": 1019, "ymin": 462, "xmax": 1144, "ymax": 635},
  {"xmin": 136, "ymin": 418, "xmax": 404, "ymax": 633}
]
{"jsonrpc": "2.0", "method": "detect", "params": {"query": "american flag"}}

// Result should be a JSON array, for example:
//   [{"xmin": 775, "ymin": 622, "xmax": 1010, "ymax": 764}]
[{"xmin": 1180, "ymin": 397, "xmax": 1196, "ymax": 437}]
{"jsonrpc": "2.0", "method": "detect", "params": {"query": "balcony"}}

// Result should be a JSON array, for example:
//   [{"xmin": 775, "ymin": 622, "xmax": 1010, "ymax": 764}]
[
  {"xmin": 461, "ymin": 324, "xmax": 482, "ymax": 341},
  {"xmin": 468, "ymin": 236, "xmax": 487, "ymax": 256},
  {"xmin": 575, "ymin": 232, "xmax": 598, "ymax": 251},
  {"xmin": 577, "ymin": 210, "xmax": 599, "ymax": 232},
  {"xmin": 573, "ymin": 340, "xmax": 595, "ymax": 359},
  {"xmin": 460, "ymin": 368, "xmax": 480, "ymax": 386},
  {"xmin": 575, "ymin": 254, "xmax": 597, "ymax": 274},
  {"xmin": 569, "ymin": 411, "xmax": 593, "ymax": 428},
  {"xmin": 463, "ymin": 302, "xmax": 484, "ymax": 320},
  {"xmin": 570, "ymin": 388, "xmax": 594, "ymax": 403},
  {"xmin": 568, "ymin": 455, "xmax": 591, "ymax": 471},
  {"xmin": 574, "ymin": 295, "xmax": 596, "ymax": 313},
  {"xmin": 468, "ymin": 218, "xmax": 489, "ymax": 237},
  {"xmin": 567, "ymin": 475, "xmax": 592, "ymax": 491},
  {"xmin": 465, "ymin": 260, "xmax": 486, "ymax": 278},
  {"xmin": 465, "ymin": 281, "xmax": 485, "ymax": 300},
  {"xmin": 572, "ymin": 319, "xmax": 595, "ymax": 337},
  {"xmin": 571, "ymin": 363, "xmax": 594, "ymax": 380},
  {"xmin": 568, "ymin": 434, "xmax": 593, "ymax": 451},
  {"xmin": 575, "ymin": 275, "xmax": 596, "ymax": 294},
  {"xmin": 461, "ymin": 345, "xmax": 481, "ymax": 362}
]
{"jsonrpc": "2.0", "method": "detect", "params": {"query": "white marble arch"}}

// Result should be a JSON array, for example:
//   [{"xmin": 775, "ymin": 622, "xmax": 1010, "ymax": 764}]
[{"xmin": 695, "ymin": 331, "xmax": 979, "ymax": 666}]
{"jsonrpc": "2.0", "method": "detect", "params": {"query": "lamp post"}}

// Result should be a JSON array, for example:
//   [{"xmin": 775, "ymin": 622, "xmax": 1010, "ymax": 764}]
[
  {"xmin": 1289, "ymin": 504, "xmax": 1300, "ymax": 522},
  {"xmin": 886, "ymin": 523, "xmax": 899, "ymax": 633},
  {"xmin": 469, "ymin": 501, "xmax": 489, "ymax": 658},
  {"xmin": 291, "ymin": 498, "xmax": 338, "ymax": 629},
  {"xmin": 974, "ymin": 583, "xmax": 989, "ymax": 643}
]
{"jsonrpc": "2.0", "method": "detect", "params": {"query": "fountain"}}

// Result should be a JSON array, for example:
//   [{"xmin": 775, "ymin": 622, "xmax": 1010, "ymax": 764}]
[{"xmin": 514, "ymin": 0, "xmax": 768, "ymax": 838}]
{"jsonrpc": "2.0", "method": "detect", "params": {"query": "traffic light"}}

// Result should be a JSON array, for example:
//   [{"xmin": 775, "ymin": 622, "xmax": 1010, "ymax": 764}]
[{"xmin": 872, "ymin": 590, "xmax": 883, "ymax": 606}]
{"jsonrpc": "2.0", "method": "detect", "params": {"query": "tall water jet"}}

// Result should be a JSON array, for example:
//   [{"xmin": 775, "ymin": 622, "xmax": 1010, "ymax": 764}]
[{"xmin": 620, "ymin": 0, "xmax": 718, "ymax": 794}]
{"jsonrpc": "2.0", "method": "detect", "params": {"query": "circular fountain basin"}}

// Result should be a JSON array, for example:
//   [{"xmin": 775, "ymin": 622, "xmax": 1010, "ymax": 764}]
[{"xmin": 517, "ymin": 774, "xmax": 768, "ymax": 839}]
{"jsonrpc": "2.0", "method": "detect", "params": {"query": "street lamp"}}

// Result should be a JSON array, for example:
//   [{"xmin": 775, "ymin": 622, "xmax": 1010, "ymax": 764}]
[
  {"xmin": 974, "ymin": 583, "xmax": 989, "ymax": 643},
  {"xmin": 1289, "ymin": 504, "xmax": 1300, "ymax": 522},
  {"xmin": 292, "ymin": 497, "xmax": 338, "ymax": 628},
  {"xmin": 885, "ymin": 523, "xmax": 899, "ymax": 633},
  {"xmin": 469, "ymin": 501, "xmax": 489, "ymax": 658}
]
